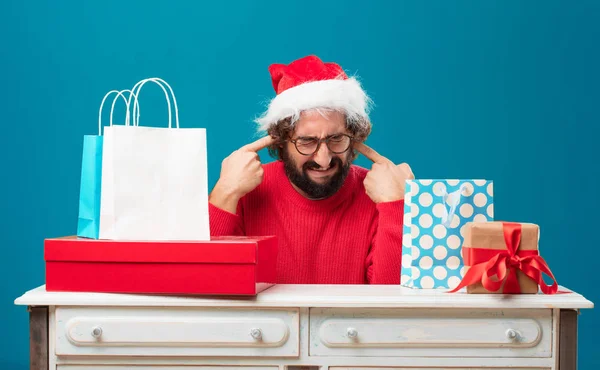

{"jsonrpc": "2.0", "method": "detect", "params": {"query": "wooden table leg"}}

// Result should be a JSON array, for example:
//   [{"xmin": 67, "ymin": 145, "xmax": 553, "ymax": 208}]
[
  {"xmin": 28, "ymin": 306, "xmax": 49, "ymax": 370},
  {"xmin": 559, "ymin": 309, "xmax": 578, "ymax": 370}
]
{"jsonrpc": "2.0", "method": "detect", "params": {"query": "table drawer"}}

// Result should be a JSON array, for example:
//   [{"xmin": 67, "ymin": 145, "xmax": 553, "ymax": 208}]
[
  {"xmin": 331, "ymin": 368, "xmax": 550, "ymax": 370},
  {"xmin": 310, "ymin": 308, "xmax": 552, "ymax": 358},
  {"xmin": 58, "ymin": 367, "xmax": 278, "ymax": 370},
  {"xmin": 55, "ymin": 307, "xmax": 299, "ymax": 357}
]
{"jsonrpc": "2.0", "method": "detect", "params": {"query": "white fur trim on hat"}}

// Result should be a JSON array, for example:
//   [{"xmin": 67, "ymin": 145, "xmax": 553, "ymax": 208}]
[{"xmin": 254, "ymin": 77, "xmax": 372, "ymax": 132}]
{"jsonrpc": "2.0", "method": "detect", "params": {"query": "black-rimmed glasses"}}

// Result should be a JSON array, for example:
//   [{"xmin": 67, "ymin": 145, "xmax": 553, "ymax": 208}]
[{"xmin": 289, "ymin": 134, "xmax": 354, "ymax": 156}]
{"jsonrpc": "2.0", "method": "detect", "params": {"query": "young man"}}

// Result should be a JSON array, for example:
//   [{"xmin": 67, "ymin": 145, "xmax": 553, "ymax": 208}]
[{"xmin": 209, "ymin": 55, "xmax": 414, "ymax": 285}]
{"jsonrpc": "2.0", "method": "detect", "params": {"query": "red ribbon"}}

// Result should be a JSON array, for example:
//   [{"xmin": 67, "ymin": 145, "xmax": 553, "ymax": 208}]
[{"xmin": 448, "ymin": 222, "xmax": 559, "ymax": 294}]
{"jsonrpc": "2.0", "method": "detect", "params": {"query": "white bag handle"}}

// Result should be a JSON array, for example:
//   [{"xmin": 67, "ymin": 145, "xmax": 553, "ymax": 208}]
[
  {"xmin": 110, "ymin": 89, "xmax": 140, "ymax": 127},
  {"xmin": 127, "ymin": 77, "xmax": 180, "ymax": 128},
  {"xmin": 131, "ymin": 77, "xmax": 179, "ymax": 128},
  {"xmin": 438, "ymin": 183, "xmax": 468, "ymax": 227},
  {"xmin": 98, "ymin": 89, "xmax": 140, "ymax": 136}
]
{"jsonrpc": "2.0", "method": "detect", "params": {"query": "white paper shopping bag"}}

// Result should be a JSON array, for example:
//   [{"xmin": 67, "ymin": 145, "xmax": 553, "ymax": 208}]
[{"xmin": 99, "ymin": 77, "xmax": 210, "ymax": 241}]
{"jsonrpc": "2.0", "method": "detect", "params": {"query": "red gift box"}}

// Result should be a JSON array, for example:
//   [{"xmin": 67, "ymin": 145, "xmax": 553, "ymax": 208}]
[{"xmin": 44, "ymin": 235, "xmax": 278, "ymax": 296}]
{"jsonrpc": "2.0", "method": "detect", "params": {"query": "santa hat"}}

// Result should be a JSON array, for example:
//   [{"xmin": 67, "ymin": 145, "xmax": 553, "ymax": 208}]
[{"xmin": 254, "ymin": 55, "xmax": 372, "ymax": 132}]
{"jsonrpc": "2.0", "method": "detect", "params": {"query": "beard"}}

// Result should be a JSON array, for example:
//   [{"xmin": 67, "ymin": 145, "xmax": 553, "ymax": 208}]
[{"xmin": 282, "ymin": 148, "xmax": 352, "ymax": 199}]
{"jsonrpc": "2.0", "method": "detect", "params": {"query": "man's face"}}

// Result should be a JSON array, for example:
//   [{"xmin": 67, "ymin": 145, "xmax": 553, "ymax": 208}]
[{"xmin": 282, "ymin": 110, "xmax": 354, "ymax": 199}]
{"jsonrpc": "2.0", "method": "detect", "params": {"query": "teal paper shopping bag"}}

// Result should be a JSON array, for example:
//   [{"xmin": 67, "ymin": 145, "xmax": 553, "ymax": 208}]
[
  {"xmin": 76, "ymin": 134, "xmax": 104, "ymax": 238},
  {"xmin": 400, "ymin": 180, "xmax": 494, "ymax": 289},
  {"xmin": 76, "ymin": 89, "xmax": 137, "ymax": 239}
]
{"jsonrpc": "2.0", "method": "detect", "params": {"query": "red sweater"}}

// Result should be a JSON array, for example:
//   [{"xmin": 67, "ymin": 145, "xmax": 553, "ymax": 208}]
[{"xmin": 209, "ymin": 160, "xmax": 404, "ymax": 284}]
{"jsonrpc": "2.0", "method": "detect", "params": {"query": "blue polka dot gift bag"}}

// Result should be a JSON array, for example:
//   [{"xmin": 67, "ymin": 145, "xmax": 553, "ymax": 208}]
[{"xmin": 400, "ymin": 180, "xmax": 494, "ymax": 290}]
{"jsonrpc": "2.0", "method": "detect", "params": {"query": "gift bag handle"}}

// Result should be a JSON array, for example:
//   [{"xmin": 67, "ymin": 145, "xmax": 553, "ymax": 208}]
[
  {"xmin": 110, "ymin": 89, "xmax": 140, "ymax": 128},
  {"xmin": 130, "ymin": 77, "xmax": 174, "ymax": 128},
  {"xmin": 98, "ymin": 89, "xmax": 140, "ymax": 136},
  {"xmin": 127, "ymin": 77, "xmax": 179, "ymax": 129},
  {"xmin": 439, "ymin": 183, "xmax": 468, "ymax": 227}
]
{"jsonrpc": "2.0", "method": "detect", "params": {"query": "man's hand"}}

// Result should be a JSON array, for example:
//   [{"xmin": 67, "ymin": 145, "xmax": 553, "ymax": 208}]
[
  {"xmin": 209, "ymin": 135, "xmax": 275, "ymax": 214},
  {"xmin": 355, "ymin": 142, "xmax": 414, "ymax": 203}
]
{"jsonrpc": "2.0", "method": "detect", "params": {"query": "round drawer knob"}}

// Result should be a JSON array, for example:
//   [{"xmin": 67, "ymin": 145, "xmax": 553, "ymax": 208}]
[
  {"xmin": 347, "ymin": 327, "xmax": 358, "ymax": 338},
  {"xmin": 250, "ymin": 328, "xmax": 262, "ymax": 340},
  {"xmin": 91, "ymin": 326, "xmax": 103, "ymax": 339},
  {"xmin": 506, "ymin": 328, "xmax": 518, "ymax": 341}
]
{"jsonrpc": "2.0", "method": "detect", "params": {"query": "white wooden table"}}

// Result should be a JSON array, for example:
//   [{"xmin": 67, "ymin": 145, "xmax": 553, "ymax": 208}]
[{"xmin": 15, "ymin": 284, "xmax": 593, "ymax": 370}]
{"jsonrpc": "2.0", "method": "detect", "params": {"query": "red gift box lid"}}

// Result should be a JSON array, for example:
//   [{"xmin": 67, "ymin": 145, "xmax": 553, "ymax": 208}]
[{"xmin": 44, "ymin": 236, "xmax": 276, "ymax": 264}]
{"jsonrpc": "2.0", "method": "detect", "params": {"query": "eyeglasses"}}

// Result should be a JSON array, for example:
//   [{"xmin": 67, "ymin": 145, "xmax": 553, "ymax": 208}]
[{"xmin": 289, "ymin": 134, "xmax": 355, "ymax": 156}]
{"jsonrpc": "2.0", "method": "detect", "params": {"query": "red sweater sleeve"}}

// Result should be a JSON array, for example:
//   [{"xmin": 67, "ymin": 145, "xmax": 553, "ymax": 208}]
[
  {"xmin": 209, "ymin": 202, "xmax": 245, "ymax": 236},
  {"xmin": 365, "ymin": 199, "xmax": 405, "ymax": 284}
]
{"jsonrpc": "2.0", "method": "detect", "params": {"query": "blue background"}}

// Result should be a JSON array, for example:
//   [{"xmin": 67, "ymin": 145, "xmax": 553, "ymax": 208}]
[{"xmin": 1, "ymin": 0, "xmax": 598, "ymax": 368}]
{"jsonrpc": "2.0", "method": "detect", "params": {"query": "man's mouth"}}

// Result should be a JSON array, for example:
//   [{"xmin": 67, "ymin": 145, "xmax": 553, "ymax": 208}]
[{"xmin": 307, "ymin": 164, "xmax": 336, "ymax": 176}]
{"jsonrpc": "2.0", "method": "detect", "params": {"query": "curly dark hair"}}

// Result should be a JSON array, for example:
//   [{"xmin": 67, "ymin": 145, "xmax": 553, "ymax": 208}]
[{"xmin": 266, "ymin": 109, "xmax": 371, "ymax": 161}]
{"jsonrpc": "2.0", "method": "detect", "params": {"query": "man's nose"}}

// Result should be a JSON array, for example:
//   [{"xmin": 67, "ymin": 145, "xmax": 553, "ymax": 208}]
[{"xmin": 313, "ymin": 142, "xmax": 333, "ymax": 168}]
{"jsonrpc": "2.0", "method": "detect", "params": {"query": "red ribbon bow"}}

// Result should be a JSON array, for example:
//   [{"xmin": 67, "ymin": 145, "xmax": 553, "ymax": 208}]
[{"xmin": 448, "ymin": 222, "xmax": 559, "ymax": 294}]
